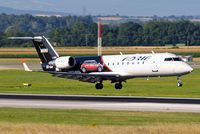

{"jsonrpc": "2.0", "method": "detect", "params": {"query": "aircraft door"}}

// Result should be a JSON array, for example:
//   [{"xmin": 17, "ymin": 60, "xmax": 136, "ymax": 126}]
[{"xmin": 152, "ymin": 61, "xmax": 158, "ymax": 72}]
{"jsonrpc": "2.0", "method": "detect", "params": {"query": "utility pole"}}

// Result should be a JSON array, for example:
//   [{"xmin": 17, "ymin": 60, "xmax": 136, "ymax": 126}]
[
  {"xmin": 97, "ymin": 17, "xmax": 123, "ymax": 56},
  {"xmin": 97, "ymin": 18, "xmax": 102, "ymax": 56}
]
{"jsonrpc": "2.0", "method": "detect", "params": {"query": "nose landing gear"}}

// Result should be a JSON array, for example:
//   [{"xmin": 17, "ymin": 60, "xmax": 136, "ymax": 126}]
[{"xmin": 177, "ymin": 76, "xmax": 183, "ymax": 87}]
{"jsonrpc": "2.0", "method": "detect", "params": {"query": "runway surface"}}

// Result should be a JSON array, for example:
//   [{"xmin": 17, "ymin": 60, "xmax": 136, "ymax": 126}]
[
  {"xmin": 0, "ymin": 94, "xmax": 200, "ymax": 113},
  {"xmin": 0, "ymin": 62, "xmax": 41, "ymax": 70}
]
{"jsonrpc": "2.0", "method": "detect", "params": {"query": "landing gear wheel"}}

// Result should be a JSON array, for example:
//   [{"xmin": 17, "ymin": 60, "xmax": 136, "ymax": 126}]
[
  {"xmin": 97, "ymin": 66, "xmax": 103, "ymax": 72},
  {"xmin": 177, "ymin": 76, "xmax": 183, "ymax": 87},
  {"xmin": 115, "ymin": 83, "xmax": 122, "ymax": 90},
  {"xmin": 177, "ymin": 82, "xmax": 183, "ymax": 87},
  {"xmin": 95, "ymin": 83, "xmax": 103, "ymax": 90},
  {"xmin": 81, "ymin": 67, "xmax": 87, "ymax": 73}
]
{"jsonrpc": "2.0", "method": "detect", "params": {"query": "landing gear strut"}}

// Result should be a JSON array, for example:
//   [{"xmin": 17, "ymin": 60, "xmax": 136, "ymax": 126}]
[
  {"xmin": 177, "ymin": 76, "xmax": 183, "ymax": 87},
  {"xmin": 115, "ymin": 82, "xmax": 123, "ymax": 90},
  {"xmin": 95, "ymin": 82, "xmax": 103, "ymax": 90}
]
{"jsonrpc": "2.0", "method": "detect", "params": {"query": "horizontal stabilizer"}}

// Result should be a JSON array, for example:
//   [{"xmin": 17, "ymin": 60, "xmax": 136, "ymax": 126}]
[
  {"xmin": 9, "ymin": 37, "xmax": 34, "ymax": 40},
  {"xmin": 9, "ymin": 36, "xmax": 43, "ymax": 42}
]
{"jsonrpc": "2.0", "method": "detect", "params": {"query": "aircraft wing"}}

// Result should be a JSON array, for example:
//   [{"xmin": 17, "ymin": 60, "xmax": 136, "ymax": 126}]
[
  {"xmin": 21, "ymin": 60, "xmax": 128, "ymax": 83},
  {"xmin": 47, "ymin": 71, "xmax": 125, "ymax": 83}
]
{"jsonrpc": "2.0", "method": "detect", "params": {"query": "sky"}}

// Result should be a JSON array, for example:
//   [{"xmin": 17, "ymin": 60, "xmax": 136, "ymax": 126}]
[{"xmin": 0, "ymin": 0, "xmax": 200, "ymax": 16}]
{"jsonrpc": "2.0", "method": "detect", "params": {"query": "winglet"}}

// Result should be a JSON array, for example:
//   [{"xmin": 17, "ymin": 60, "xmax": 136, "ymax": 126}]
[{"xmin": 22, "ymin": 59, "xmax": 32, "ymax": 72}]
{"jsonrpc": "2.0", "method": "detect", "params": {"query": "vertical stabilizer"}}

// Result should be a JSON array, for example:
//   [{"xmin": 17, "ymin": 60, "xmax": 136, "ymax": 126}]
[
  {"xmin": 31, "ymin": 36, "xmax": 59, "ymax": 63},
  {"xmin": 9, "ymin": 36, "xmax": 59, "ymax": 71}
]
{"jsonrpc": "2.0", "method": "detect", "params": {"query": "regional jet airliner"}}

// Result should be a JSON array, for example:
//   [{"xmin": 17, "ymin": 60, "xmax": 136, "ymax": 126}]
[{"xmin": 10, "ymin": 36, "xmax": 193, "ymax": 89}]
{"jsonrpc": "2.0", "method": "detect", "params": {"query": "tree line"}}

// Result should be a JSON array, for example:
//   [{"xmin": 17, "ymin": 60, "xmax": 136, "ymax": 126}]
[{"xmin": 1, "ymin": 14, "xmax": 200, "ymax": 47}]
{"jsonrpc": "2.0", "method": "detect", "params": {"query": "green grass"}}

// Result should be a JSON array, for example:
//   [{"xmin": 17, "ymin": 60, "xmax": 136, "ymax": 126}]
[
  {"xmin": 0, "ymin": 108, "xmax": 199, "ymax": 125},
  {"xmin": 176, "ymin": 52, "xmax": 200, "ymax": 57},
  {"xmin": 0, "ymin": 52, "xmax": 200, "ymax": 58},
  {"xmin": 0, "ymin": 69, "xmax": 199, "ymax": 97},
  {"xmin": 0, "ymin": 54, "xmax": 39, "ymax": 58}
]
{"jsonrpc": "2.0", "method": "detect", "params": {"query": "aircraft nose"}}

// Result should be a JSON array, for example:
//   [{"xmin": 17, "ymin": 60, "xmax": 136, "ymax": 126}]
[
  {"xmin": 187, "ymin": 66, "xmax": 193, "ymax": 72},
  {"xmin": 174, "ymin": 63, "xmax": 193, "ymax": 75},
  {"xmin": 184, "ymin": 65, "xmax": 193, "ymax": 73}
]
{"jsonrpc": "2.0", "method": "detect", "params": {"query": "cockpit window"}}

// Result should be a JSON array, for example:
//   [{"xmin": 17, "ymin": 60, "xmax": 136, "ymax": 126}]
[
  {"xmin": 164, "ymin": 57, "xmax": 182, "ymax": 61},
  {"xmin": 173, "ymin": 57, "xmax": 182, "ymax": 61},
  {"xmin": 164, "ymin": 58, "xmax": 173, "ymax": 61}
]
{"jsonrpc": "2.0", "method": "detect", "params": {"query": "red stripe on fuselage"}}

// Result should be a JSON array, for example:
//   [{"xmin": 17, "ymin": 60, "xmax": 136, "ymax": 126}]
[{"xmin": 101, "ymin": 56, "xmax": 113, "ymax": 72}]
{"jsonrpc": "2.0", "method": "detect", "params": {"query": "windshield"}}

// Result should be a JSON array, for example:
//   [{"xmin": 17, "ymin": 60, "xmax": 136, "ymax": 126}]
[{"xmin": 164, "ymin": 57, "xmax": 182, "ymax": 61}]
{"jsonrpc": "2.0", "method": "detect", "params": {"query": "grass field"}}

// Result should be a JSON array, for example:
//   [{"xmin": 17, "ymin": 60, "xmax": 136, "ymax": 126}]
[
  {"xmin": 2, "ymin": 108, "xmax": 200, "ymax": 125},
  {"xmin": 0, "ymin": 69, "xmax": 199, "ymax": 97},
  {"xmin": 1, "ymin": 46, "xmax": 200, "ymax": 58},
  {"xmin": 1, "ymin": 123, "xmax": 200, "ymax": 134},
  {"xmin": 1, "ymin": 46, "xmax": 200, "ymax": 54},
  {"xmin": 0, "ymin": 108, "xmax": 200, "ymax": 134}
]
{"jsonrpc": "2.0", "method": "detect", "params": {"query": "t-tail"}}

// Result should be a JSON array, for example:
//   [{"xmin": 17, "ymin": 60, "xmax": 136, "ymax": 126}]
[{"xmin": 9, "ymin": 36, "xmax": 76, "ymax": 71}]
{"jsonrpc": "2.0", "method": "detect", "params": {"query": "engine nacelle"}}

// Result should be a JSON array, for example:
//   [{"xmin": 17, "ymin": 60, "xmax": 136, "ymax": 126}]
[{"xmin": 54, "ymin": 56, "xmax": 76, "ymax": 69}]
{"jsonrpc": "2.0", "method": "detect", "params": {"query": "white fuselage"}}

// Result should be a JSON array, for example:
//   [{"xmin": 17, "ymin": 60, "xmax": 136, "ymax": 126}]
[{"xmin": 102, "ymin": 53, "xmax": 193, "ymax": 77}]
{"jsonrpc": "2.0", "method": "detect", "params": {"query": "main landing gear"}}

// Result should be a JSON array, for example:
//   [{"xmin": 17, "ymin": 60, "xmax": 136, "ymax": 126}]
[
  {"xmin": 95, "ymin": 82, "xmax": 103, "ymax": 89},
  {"xmin": 95, "ymin": 82, "xmax": 123, "ymax": 90},
  {"xmin": 115, "ymin": 82, "xmax": 123, "ymax": 90},
  {"xmin": 177, "ymin": 76, "xmax": 183, "ymax": 87}
]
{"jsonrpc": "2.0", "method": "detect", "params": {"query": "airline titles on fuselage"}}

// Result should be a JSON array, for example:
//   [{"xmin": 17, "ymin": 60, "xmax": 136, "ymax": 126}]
[{"xmin": 122, "ymin": 56, "xmax": 152, "ymax": 62}]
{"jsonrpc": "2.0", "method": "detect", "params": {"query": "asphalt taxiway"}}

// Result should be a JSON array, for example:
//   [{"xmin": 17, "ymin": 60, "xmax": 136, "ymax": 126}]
[{"xmin": 0, "ymin": 94, "xmax": 200, "ymax": 113}]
